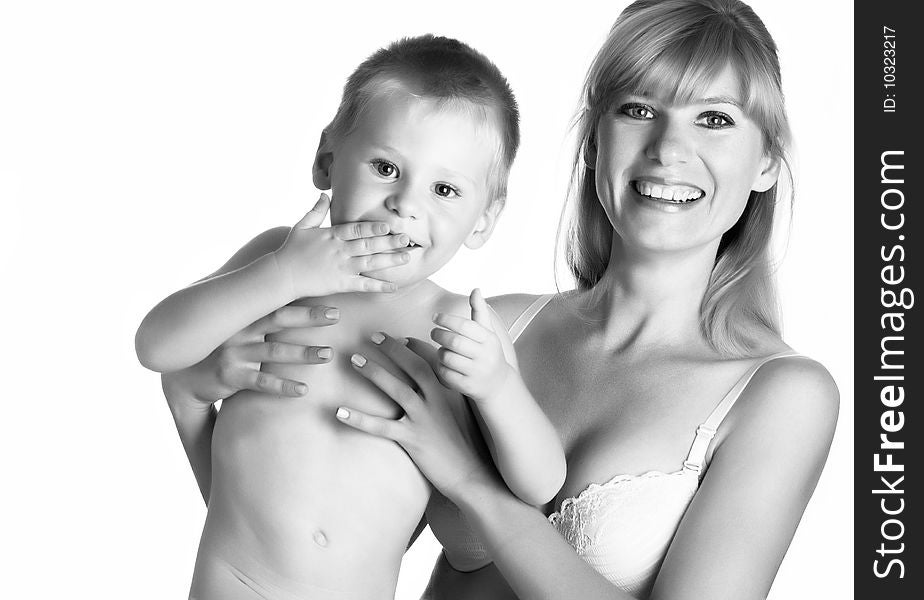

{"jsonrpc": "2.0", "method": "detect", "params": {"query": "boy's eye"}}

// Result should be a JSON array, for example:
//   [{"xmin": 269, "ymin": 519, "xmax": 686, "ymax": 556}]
[
  {"xmin": 371, "ymin": 159, "xmax": 399, "ymax": 179},
  {"xmin": 697, "ymin": 111, "xmax": 735, "ymax": 129},
  {"xmin": 433, "ymin": 183, "xmax": 459, "ymax": 198},
  {"xmin": 620, "ymin": 103, "xmax": 656, "ymax": 120}
]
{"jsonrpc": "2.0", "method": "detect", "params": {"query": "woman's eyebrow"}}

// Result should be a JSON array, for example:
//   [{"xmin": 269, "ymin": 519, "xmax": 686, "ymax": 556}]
[{"xmin": 694, "ymin": 95, "xmax": 742, "ymax": 107}]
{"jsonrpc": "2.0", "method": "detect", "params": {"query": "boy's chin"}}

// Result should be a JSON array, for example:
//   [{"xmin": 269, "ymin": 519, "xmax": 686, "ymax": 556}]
[{"xmin": 364, "ymin": 262, "xmax": 432, "ymax": 290}]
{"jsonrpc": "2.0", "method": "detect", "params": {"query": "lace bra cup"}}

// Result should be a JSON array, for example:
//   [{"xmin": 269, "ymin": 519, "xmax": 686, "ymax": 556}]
[{"xmin": 548, "ymin": 469, "xmax": 699, "ymax": 598}]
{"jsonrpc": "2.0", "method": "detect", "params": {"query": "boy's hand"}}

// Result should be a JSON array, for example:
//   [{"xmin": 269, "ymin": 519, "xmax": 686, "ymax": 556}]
[
  {"xmin": 430, "ymin": 289, "xmax": 515, "ymax": 404},
  {"xmin": 273, "ymin": 193, "xmax": 411, "ymax": 298}
]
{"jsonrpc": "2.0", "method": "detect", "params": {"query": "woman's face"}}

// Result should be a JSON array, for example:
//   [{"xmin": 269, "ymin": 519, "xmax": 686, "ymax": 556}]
[{"xmin": 592, "ymin": 65, "xmax": 779, "ymax": 255}]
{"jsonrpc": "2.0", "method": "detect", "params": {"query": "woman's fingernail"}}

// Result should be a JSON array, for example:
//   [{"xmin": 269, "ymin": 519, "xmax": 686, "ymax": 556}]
[
  {"xmin": 325, "ymin": 308, "xmax": 340, "ymax": 320},
  {"xmin": 350, "ymin": 353, "xmax": 367, "ymax": 368},
  {"xmin": 317, "ymin": 347, "xmax": 332, "ymax": 359},
  {"xmin": 400, "ymin": 337, "xmax": 409, "ymax": 346},
  {"xmin": 371, "ymin": 332, "xmax": 385, "ymax": 345},
  {"xmin": 432, "ymin": 313, "xmax": 440, "ymax": 322},
  {"xmin": 336, "ymin": 407, "xmax": 350, "ymax": 420}
]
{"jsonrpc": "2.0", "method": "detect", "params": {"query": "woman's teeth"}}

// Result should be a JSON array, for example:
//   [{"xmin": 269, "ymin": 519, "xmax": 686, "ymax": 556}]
[{"xmin": 634, "ymin": 181, "xmax": 704, "ymax": 203}]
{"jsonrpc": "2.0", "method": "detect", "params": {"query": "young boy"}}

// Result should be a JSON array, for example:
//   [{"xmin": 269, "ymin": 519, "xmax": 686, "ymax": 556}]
[{"xmin": 136, "ymin": 36, "xmax": 565, "ymax": 599}]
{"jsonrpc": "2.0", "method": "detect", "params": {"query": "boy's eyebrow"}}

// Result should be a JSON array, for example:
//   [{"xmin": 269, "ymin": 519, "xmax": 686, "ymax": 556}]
[
  {"xmin": 370, "ymin": 143, "xmax": 404, "ymax": 157},
  {"xmin": 435, "ymin": 167, "xmax": 477, "ymax": 188}
]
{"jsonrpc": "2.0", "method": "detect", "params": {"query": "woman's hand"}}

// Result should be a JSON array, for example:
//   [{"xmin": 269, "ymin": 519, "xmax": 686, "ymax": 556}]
[
  {"xmin": 431, "ymin": 288, "xmax": 516, "ymax": 404},
  {"xmin": 336, "ymin": 333, "xmax": 495, "ymax": 501},
  {"xmin": 161, "ymin": 303, "xmax": 340, "ymax": 406}
]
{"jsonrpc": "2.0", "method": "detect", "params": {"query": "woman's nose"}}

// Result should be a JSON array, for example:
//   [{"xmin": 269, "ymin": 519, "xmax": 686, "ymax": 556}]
[{"xmin": 645, "ymin": 118, "xmax": 692, "ymax": 166}]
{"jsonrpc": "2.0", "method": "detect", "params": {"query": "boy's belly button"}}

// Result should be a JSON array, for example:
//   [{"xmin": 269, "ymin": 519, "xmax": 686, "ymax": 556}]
[{"xmin": 313, "ymin": 529, "xmax": 328, "ymax": 547}]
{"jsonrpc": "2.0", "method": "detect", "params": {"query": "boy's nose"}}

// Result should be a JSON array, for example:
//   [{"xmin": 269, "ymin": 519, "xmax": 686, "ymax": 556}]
[
  {"xmin": 384, "ymin": 190, "xmax": 421, "ymax": 220},
  {"xmin": 645, "ymin": 118, "xmax": 692, "ymax": 166}
]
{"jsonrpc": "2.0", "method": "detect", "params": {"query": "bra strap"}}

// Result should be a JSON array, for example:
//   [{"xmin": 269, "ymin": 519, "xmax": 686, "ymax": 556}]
[
  {"xmin": 508, "ymin": 294, "xmax": 555, "ymax": 342},
  {"xmin": 682, "ymin": 351, "xmax": 803, "ymax": 473}
]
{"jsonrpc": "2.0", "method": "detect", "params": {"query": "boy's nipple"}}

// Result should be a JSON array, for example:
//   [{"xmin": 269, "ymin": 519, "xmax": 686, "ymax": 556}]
[{"xmin": 312, "ymin": 529, "xmax": 329, "ymax": 548}]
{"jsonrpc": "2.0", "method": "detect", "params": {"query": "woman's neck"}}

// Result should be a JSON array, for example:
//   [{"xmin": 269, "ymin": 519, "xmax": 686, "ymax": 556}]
[{"xmin": 577, "ymin": 238, "xmax": 720, "ymax": 352}]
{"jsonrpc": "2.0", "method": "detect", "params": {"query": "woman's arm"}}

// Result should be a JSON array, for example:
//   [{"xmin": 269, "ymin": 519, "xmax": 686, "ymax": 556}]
[
  {"xmin": 135, "ymin": 194, "xmax": 406, "ymax": 372},
  {"xmin": 338, "ymin": 338, "xmax": 839, "ymax": 600},
  {"xmin": 649, "ymin": 357, "xmax": 839, "ymax": 599},
  {"xmin": 429, "ymin": 290, "xmax": 565, "ymax": 505}
]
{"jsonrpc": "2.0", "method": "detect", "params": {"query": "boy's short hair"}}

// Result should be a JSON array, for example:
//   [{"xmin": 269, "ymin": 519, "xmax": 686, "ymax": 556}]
[{"xmin": 326, "ymin": 34, "xmax": 520, "ymax": 202}]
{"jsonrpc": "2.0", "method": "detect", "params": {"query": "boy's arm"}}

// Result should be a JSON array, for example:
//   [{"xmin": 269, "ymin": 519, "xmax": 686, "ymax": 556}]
[
  {"xmin": 469, "ymin": 369, "xmax": 565, "ymax": 506},
  {"xmin": 136, "ymin": 194, "xmax": 409, "ymax": 372},
  {"xmin": 431, "ymin": 290, "xmax": 566, "ymax": 506},
  {"xmin": 136, "ymin": 229, "xmax": 295, "ymax": 373}
]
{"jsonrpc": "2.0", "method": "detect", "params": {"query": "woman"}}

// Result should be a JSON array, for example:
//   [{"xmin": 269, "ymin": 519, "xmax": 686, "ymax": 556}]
[
  {"xmin": 164, "ymin": 0, "xmax": 838, "ymax": 598},
  {"xmin": 336, "ymin": 1, "xmax": 839, "ymax": 598}
]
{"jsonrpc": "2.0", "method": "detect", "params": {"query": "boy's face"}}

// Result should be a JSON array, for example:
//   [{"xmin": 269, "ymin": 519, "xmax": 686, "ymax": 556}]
[{"xmin": 315, "ymin": 88, "xmax": 503, "ymax": 288}]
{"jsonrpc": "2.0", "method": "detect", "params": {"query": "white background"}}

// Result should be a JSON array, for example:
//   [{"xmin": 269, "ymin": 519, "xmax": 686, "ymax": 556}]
[{"xmin": 0, "ymin": 1, "xmax": 852, "ymax": 598}]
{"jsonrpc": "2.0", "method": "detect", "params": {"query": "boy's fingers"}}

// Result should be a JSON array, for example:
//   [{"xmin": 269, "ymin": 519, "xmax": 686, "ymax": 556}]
[
  {"xmin": 351, "ymin": 276, "xmax": 398, "ymax": 293},
  {"xmin": 345, "ymin": 233, "xmax": 410, "ymax": 256},
  {"xmin": 353, "ymin": 251, "xmax": 410, "ymax": 273},
  {"xmin": 294, "ymin": 193, "xmax": 331, "ymax": 230},
  {"xmin": 238, "ymin": 342, "xmax": 332, "ymax": 365},
  {"xmin": 469, "ymin": 288, "xmax": 493, "ymax": 331},
  {"xmin": 432, "ymin": 313, "xmax": 488, "ymax": 342},
  {"xmin": 335, "ymin": 407, "xmax": 404, "ymax": 442},
  {"xmin": 435, "ymin": 364, "xmax": 466, "ymax": 391},
  {"xmin": 437, "ymin": 347, "xmax": 475, "ymax": 376},
  {"xmin": 332, "ymin": 221, "xmax": 390, "ymax": 241},
  {"xmin": 430, "ymin": 327, "xmax": 479, "ymax": 359}
]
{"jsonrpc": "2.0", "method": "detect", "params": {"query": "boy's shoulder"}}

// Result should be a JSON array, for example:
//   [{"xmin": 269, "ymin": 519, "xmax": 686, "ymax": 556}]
[{"xmin": 203, "ymin": 226, "xmax": 291, "ymax": 280}]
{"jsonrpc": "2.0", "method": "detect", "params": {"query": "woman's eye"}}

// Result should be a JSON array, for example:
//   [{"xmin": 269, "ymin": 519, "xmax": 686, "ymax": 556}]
[
  {"xmin": 621, "ymin": 103, "xmax": 656, "ymax": 120},
  {"xmin": 371, "ymin": 160, "xmax": 399, "ymax": 179},
  {"xmin": 433, "ymin": 183, "xmax": 459, "ymax": 198},
  {"xmin": 698, "ymin": 111, "xmax": 735, "ymax": 129}
]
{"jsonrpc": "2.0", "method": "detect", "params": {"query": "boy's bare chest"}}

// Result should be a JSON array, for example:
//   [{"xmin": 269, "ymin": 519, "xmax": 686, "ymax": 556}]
[{"xmin": 260, "ymin": 293, "xmax": 465, "ymax": 416}]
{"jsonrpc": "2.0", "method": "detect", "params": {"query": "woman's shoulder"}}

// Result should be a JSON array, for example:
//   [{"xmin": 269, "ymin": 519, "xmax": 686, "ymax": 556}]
[
  {"xmin": 485, "ymin": 292, "xmax": 558, "ymax": 330},
  {"xmin": 723, "ymin": 351, "xmax": 840, "ymax": 464}
]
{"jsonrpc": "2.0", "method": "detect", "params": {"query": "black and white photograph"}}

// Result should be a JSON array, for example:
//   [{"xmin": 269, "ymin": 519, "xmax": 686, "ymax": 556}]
[{"xmin": 3, "ymin": 0, "xmax": 870, "ymax": 597}]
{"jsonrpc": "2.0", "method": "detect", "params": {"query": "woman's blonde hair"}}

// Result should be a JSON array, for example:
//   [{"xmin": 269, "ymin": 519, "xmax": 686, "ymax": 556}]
[{"xmin": 564, "ymin": 0, "xmax": 792, "ymax": 356}]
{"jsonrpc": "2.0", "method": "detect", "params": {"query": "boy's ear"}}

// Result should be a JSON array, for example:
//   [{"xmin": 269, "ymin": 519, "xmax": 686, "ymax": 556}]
[
  {"xmin": 752, "ymin": 153, "xmax": 782, "ymax": 193},
  {"xmin": 312, "ymin": 129, "xmax": 335, "ymax": 190},
  {"xmin": 464, "ymin": 198, "xmax": 504, "ymax": 250}
]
